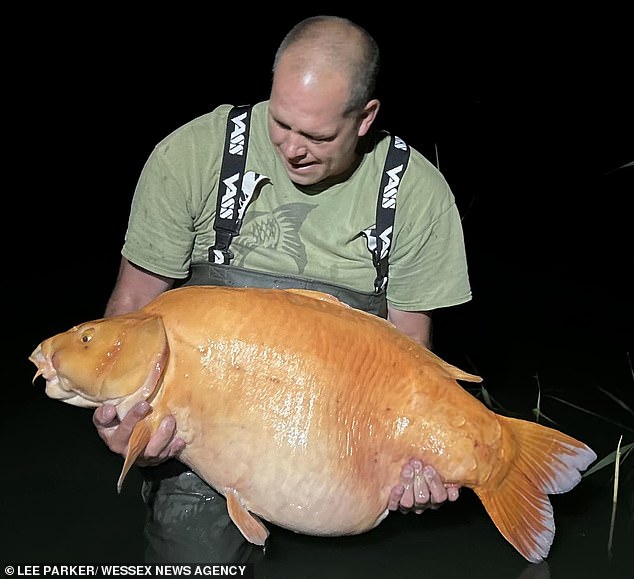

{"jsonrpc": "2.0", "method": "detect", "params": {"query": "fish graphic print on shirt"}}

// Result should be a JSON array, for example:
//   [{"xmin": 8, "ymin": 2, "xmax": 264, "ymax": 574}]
[{"xmin": 232, "ymin": 203, "xmax": 317, "ymax": 273}]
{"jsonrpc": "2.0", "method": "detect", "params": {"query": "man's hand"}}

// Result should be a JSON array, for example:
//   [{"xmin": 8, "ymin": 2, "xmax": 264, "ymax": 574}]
[
  {"xmin": 388, "ymin": 459, "xmax": 460, "ymax": 514},
  {"xmin": 92, "ymin": 401, "xmax": 186, "ymax": 466}
]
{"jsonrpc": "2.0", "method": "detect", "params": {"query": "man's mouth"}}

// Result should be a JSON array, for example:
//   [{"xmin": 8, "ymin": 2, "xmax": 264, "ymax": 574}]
[{"xmin": 288, "ymin": 161, "xmax": 315, "ymax": 171}]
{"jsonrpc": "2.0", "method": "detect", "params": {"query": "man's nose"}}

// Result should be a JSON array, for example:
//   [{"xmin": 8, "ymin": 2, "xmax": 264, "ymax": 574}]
[{"xmin": 283, "ymin": 133, "xmax": 307, "ymax": 159}]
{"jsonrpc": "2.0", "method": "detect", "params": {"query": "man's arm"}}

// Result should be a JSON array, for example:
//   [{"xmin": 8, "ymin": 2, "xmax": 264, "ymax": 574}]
[
  {"xmin": 387, "ymin": 305, "xmax": 460, "ymax": 511},
  {"xmin": 105, "ymin": 257, "xmax": 174, "ymax": 316},
  {"xmin": 387, "ymin": 307, "xmax": 432, "ymax": 349}
]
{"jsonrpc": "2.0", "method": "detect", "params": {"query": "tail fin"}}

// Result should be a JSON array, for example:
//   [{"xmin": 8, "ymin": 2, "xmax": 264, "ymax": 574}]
[{"xmin": 473, "ymin": 416, "xmax": 596, "ymax": 563}]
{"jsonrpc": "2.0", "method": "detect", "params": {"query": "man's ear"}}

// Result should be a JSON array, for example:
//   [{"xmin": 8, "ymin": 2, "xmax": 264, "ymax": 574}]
[{"xmin": 358, "ymin": 99, "xmax": 380, "ymax": 137}]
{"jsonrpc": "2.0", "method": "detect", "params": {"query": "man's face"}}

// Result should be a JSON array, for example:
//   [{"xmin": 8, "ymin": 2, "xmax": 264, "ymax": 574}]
[{"xmin": 268, "ymin": 64, "xmax": 367, "ymax": 187}]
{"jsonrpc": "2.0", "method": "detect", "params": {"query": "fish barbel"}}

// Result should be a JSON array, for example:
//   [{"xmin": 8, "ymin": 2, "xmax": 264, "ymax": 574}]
[{"xmin": 29, "ymin": 286, "xmax": 596, "ymax": 562}]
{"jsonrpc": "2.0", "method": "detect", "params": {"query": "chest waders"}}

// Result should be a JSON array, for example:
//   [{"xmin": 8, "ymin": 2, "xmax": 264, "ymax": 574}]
[{"xmin": 140, "ymin": 105, "xmax": 410, "ymax": 564}]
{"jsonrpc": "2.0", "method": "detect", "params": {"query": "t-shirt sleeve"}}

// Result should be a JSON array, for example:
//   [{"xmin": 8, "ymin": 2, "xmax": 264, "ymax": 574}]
[
  {"xmin": 122, "ymin": 144, "xmax": 197, "ymax": 279},
  {"xmin": 386, "ymin": 169, "xmax": 472, "ymax": 311},
  {"xmin": 120, "ymin": 108, "xmax": 230, "ymax": 278}
]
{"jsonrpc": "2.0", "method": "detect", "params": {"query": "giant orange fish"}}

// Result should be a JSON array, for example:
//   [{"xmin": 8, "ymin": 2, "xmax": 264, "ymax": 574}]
[{"xmin": 29, "ymin": 286, "xmax": 596, "ymax": 563}]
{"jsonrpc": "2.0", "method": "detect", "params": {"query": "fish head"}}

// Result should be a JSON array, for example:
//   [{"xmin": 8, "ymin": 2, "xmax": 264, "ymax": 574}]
[{"xmin": 29, "ymin": 314, "xmax": 169, "ymax": 418}]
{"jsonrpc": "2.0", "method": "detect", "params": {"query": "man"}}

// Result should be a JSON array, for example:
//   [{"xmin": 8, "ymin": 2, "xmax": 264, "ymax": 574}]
[{"xmin": 94, "ymin": 15, "xmax": 471, "ymax": 564}]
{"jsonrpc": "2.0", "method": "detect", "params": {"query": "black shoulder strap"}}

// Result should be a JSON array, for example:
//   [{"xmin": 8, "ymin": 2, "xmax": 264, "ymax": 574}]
[
  {"xmin": 364, "ymin": 134, "xmax": 410, "ymax": 292},
  {"xmin": 209, "ymin": 104, "xmax": 253, "ymax": 264}
]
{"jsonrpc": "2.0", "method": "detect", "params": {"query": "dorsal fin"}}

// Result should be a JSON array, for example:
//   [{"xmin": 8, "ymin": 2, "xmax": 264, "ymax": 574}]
[{"xmin": 283, "ymin": 289, "xmax": 350, "ymax": 308}]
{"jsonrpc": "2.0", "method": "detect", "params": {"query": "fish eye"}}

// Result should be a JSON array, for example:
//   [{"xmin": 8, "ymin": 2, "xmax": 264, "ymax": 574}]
[{"xmin": 80, "ymin": 328, "xmax": 95, "ymax": 344}]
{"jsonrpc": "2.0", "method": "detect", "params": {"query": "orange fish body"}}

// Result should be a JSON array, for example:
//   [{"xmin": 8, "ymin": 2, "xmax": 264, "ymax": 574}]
[{"xmin": 29, "ymin": 286, "xmax": 595, "ymax": 562}]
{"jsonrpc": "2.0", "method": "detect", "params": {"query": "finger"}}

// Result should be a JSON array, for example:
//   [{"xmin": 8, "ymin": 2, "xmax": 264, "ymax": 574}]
[
  {"xmin": 110, "ymin": 402, "xmax": 152, "ymax": 452},
  {"xmin": 446, "ymin": 484, "xmax": 460, "ymax": 502},
  {"xmin": 170, "ymin": 436, "xmax": 187, "ymax": 456},
  {"xmin": 423, "ymin": 465, "xmax": 448, "ymax": 506},
  {"xmin": 144, "ymin": 414, "xmax": 178, "ymax": 459},
  {"xmin": 119, "ymin": 401, "xmax": 152, "ymax": 430},
  {"xmin": 411, "ymin": 460, "xmax": 430, "ymax": 507},
  {"xmin": 398, "ymin": 463, "xmax": 415, "ymax": 510},
  {"xmin": 93, "ymin": 404, "xmax": 118, "ymax": 428},
  {"xmin": 387, "ymin": 484, "xmax": 405, "ymax": 511}
]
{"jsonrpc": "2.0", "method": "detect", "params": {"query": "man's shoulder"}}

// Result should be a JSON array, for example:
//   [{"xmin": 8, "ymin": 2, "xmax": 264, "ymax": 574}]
[
  {"xmin": 155, "ymin": 104, "xmax": 234, "ymax": 148},
  {"xmin": 366, "ymin": 131, "xmax": 450, "ymax": 192},
  {"xmin": 155, "ymin": 102, "xmax": 268, "ymax": 149}
]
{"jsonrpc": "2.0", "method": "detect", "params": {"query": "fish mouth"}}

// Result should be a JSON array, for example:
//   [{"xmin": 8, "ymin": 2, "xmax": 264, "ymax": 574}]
[
  {"xmin": 29, "ymin": 345, "xmax": 102, "ymax": 407},
  {"xmin": 29, "ymin": 346, "xmax": 67, "ymax": 400},
  {"xmin": 29, "ymin": 346, "xmax": 56, "ymax": 382}
]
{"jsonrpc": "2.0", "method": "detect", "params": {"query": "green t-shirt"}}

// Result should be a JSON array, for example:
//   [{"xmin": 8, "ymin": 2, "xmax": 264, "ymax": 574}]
[{"xmin": 122, "ymin": 101, "xmax": 471, "ymax": 311}]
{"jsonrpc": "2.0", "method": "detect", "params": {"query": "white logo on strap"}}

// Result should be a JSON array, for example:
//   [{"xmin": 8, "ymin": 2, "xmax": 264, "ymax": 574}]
[
  {"xmin": 378, "ymin": 226, "xmax": 393, "ymax": 259},
  {"xmin": 381, "ymin": 164, "xmax": 404, "ymax": 209},
  {"xmin": 229, "ymin": 112, "xmax": 248, "ymax": 155},
  {"xmin": 220, "ymin": 173, "xmax": 239, "ymax": 219}
]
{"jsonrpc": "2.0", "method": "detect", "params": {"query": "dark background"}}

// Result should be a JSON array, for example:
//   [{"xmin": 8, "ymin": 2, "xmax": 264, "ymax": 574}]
[{"xmin": 5, "ymin": 8, "xmax": 633, "ymax": 578}]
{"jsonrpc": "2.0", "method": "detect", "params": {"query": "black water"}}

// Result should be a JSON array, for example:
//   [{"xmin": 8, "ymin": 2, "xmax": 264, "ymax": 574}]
[{"xmin": 4, "ymin": 10, "xmax": 633, "ymax": 579}]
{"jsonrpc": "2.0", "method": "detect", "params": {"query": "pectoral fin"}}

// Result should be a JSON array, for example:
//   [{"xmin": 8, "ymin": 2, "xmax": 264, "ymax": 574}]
[
  {"xmin": 226, "ymin": 490, "xmax": 269, "ymax": 546},
  {"xmin": 117, "ymin": 420, "xmax": 152, "ymax": 493}
]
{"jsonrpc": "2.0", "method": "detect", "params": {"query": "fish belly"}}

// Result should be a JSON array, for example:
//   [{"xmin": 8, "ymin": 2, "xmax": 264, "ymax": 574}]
[{"xmin": 171, "ymin": 380, "xmax": 399, "ymax": 537}]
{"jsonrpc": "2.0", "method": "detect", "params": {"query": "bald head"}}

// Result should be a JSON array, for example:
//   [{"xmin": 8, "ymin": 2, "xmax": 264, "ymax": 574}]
[{"xmin": 273, "ymin": 16, "xmax": 380, "ymax": 115}]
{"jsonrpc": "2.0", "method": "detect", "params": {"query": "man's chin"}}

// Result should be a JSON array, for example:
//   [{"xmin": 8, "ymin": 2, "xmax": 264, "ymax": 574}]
[{"xmin": 287, "ymin": 170, "xmax": 321, "ymax": 187}]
